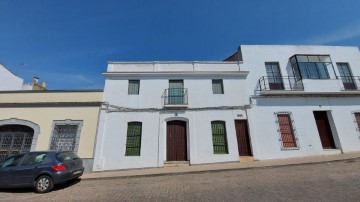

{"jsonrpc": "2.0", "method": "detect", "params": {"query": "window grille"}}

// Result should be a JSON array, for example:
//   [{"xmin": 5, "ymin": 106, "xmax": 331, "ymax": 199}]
[
  {"xmin": 49, "ymin": 121, "xmax": 82, "ymax": 152},
  {"xmin": 0, "ymin": 125, "xmax": 34, "ymax": 161},
  {"xmin": 211, "ymin": 121, "xmax": 228, "ymax": 154},
  {"xmin": 125, "ymin": 122, "xmax": 142, "ymax": 156},
  {"xmin": 128, "ymin": 80, "xmax": 140, "ymax": 95},
  {"xmin": 212, "ymin": 79, "xmax": 224, "ymax": 94},
  {"xmin": 274, "ymin": 112, "xmax": 300, "ymax": 150}
]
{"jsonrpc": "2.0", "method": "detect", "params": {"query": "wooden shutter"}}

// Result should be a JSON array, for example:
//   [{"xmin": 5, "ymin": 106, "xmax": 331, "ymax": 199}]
[
  {"xmin": 125, "ymin": 122, "xmax": 142, "ymax": 156},
  {"xmin": 211, "ymin": 121, "xmax": 228, "ymax": 154},
  {"xmin": 277, "ymin": 114, "xmax": 297, "ymax": 148}
]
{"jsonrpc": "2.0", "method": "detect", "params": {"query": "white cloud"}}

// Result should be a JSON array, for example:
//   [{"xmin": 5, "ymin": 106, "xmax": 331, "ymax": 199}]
[{"xmin": 305, "ymin": 23, "xmax": 360, "ymax": 45}]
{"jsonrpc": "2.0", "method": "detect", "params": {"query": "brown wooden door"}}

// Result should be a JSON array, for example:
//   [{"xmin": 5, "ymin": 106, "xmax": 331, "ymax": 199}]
[
  {"xmin": 235, "ymin": 120, "xmax": 252, "ymax": 156},
  {"xmin": 167, "ymin": 120, "xmax": 187, "ymax": 161},
  {"xmin": 313, "ymin": 111, "xmax": 336, "ymax": 149}
]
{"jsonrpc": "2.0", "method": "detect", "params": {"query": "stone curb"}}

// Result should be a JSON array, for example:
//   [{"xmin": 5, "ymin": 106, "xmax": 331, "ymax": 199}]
[{"xmin": 80, "ymin": 156, "xmax": 360, "ymax": 181}]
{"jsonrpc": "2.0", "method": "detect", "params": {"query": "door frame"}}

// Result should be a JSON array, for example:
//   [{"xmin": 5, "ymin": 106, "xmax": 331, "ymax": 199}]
[
  {"xmin": 234, "ymin": 119, "xmax": 253, "ymax": 156},
  {"xmin": 164, "ymin": 117, "xmax": 189, "ymax": 162},
  {"xmin": 313, "ymin": 111, "xmax": 337, "ymax": 149}
]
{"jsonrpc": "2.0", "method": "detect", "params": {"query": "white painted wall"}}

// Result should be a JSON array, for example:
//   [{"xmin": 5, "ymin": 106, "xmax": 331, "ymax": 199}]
[
  {"xmin": 241, "ymin": 45, "xmax": 360, "ymax": 160},
  {"xmin": 93, "ymin": 62, "xmax": 250, "ymax": 171},
  {"xmin": 0, "ymin": 64, "xmax": 24, "ymax": 90},
  {"xmin": 93, "ymin": 45, "xmax": 360, "ymax": 171}
]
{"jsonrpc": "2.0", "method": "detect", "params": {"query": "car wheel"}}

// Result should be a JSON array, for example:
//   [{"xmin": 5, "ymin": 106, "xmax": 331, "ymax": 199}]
[{"xmin": 35, "ymin": 175, "xmax": 54, "ymax": 193}]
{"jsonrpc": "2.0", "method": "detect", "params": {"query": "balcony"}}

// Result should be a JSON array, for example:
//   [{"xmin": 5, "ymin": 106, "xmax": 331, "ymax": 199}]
[
  {"xmin": 256, "ymin": 76, "xmax": 304, "ymax": 95},
  {"xmin": 163, "ymin": 88, "xmax": 188, "ymax": 108},
  {"xmin": 338, "ymin": 76, "xmax": 360, "ymax": 91}
]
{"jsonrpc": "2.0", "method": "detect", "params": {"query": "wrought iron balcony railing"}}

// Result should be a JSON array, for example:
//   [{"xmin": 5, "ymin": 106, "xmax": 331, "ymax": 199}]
[
  {"xmin": 338, "ymin": 76, "xmax": 360, "ymax": 91},
  {"xmin": 163, "ymin": 88, "xmax": 188, "ymax": 107},
  {"xmin": 257, "ymin": 76, "xmax": 304, "ymax": 92}
]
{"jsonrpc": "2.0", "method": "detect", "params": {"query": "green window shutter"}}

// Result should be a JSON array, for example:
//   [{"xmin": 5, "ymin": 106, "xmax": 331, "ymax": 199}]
[
  {"xmin": 128, "ymin": 80, "xmax": 140, "ymax": 95},
  {"xmin": 211, "ymin": 121, "xmax": 228, "ymax": 154},
  {"xmin": 125, "ymin": 122, "xmax": 142, "ymax": 156},
  {"xmin": 212, "ymin": 79, "xmax": 224, "ymax": 94}
]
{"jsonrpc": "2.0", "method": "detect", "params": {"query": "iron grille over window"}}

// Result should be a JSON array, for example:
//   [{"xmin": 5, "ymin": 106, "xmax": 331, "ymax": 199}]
[
  {"xmin": 275, "ymin": 112, "xmax": 299, "ymax": 150},
  {"xmin": 128, "ymin": 80, "xmax": 140, "ymax": 95},
  {"xmin": 49, "ymin": 121, "xmax": 82, "ymax": 152},
  {"xmin": 211, "ymin": 121, "xmax": 228, "ymax": 154},
  {"xmin": 0, "ymin": 125, "xmax": 34, "ymax": 161},
  {"xmin": 212, "ymin": 79, "xmax": 224, "ymax": 94},
  {"xmin": 125, "ymin": 122, "xmax": 142, "ymax": 156}
]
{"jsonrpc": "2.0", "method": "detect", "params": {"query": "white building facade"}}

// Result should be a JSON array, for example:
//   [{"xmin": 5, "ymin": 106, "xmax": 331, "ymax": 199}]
[
  {"xmin": 235, "ymin": 45, "xmax": 360, "ymax": 160},
  {"xmin": 93, "ymin": 62, "xmax": 252, "ymax": 171},
  {"xmin": 93, "ymin": 45, "xmax": 360, "ymax": 171},
  {"xmin": 0, "ymin": 63, "xmax": 24, "ymax": 90}
]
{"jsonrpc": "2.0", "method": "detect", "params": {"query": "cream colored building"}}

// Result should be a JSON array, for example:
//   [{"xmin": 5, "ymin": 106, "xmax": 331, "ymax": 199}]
[{"xmin": 0, "ymin": 90, "xmax": 103, "ymax": 171}]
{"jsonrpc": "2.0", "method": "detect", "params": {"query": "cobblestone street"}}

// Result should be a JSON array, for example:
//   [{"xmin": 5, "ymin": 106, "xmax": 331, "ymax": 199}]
[{"xmin": 1, "ymin": 159, "xmax": 360, "ymax": 202}]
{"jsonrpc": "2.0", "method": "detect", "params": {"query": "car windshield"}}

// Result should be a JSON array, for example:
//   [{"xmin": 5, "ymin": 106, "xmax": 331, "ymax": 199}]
[{"xmin": 56, "ymin": 152, "xmax": 80, "ymax": 162}]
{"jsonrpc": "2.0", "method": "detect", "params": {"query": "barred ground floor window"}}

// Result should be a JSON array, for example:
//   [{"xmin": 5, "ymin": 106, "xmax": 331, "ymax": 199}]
[
  {"xmin": 0, "ymin": 125, "xmax": 34, "ymax": 160},
  {"xmin": 275, "ymin": 112, "xmax": 299, "ymax": 149},
  {"xmin": 49, "ymin": 120, "xmax": 83, "ymax": 152}
]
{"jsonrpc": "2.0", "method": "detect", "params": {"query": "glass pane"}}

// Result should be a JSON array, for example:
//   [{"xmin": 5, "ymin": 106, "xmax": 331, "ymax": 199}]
[
  {"xmin": 296, "ymin": 55, "xmax": 308, "ymax": 62},
  {"xmin": 319, "ymin": 56, "xmax": 331, "ymax": 62},
  {"xmin": 308, "ymin": 56, "xmax": 320, "ymax": 62},
  {"xmin": 316, "ymin": 63, "xmax": 330, "ymax": 79},
  {"xmin": 212, "ymin": 80, "xmax": 224, "ymax": 94},
  {"xmin": 128, "ymin": 80, "xmax": 140, "ymax": 95},
  {"xmin": 298, "ymin": 63, "xmax": 309, "ymax": 79},
  {"xmin": 306, "ymin": 63, "xmax": 319, "ymax": 79}
]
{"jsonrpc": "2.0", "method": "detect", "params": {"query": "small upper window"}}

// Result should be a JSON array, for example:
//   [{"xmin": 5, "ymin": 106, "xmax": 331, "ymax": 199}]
[
  {"xmin": 128, "ymin": 80, "xmax": 140, "ymax": 95},
  {"xmin": 212, "ymin": 79, "xmax": 224, "ymax": 94}
]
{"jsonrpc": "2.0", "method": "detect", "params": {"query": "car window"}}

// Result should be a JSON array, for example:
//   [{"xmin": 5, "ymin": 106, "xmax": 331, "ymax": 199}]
[
  {"xmin": 56, "ymin": 152, "xmax": 80, "ymax": 162},
  {"xmin": 21, "ymin": 153, "xmax": 48, "ymax": 166},
  {"xmin": 1, "ymin": 155, "xmax": 24, "ymax": 168}
]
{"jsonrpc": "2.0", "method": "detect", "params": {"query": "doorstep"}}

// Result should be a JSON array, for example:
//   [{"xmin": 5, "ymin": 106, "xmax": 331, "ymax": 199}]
[
  {"xmin": 164, "ymin": 161, "xmax": 190, "ymax": 167},
  {"xmin": 239, "ymin": 156, "xmax": 255, "ymax": 163}
]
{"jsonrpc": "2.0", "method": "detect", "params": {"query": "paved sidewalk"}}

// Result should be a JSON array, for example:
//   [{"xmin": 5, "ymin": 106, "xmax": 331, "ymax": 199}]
[{"xmin": 82, "ymin": 152, "xmax": 360, "ymax": 180}]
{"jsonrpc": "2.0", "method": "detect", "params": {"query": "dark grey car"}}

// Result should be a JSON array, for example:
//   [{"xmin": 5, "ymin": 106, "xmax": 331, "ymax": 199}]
[{"xmin": 0, "ymin": 151, "xmax": 84, "ymax": 193}]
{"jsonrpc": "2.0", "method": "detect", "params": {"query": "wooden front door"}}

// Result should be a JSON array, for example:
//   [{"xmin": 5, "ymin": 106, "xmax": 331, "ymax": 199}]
[
  {"xmin": 234, "ymin": 120, "xmax": 252, "ymax": 156},
  {"xmin": 313, "ymin": 111, "xmax": 336, "ymax": 149},
  {"xmin": 167, "ymin": 120, "xmax": 187, "ymax": 161}
]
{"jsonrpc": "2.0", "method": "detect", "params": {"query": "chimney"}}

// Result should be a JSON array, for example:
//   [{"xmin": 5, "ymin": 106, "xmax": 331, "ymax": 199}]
[
  {"xmin": 32, "ymin": 77, "xmax": 39, "ymax": 85},
  {"xmin": 41, "ymin": 81, "xmax": 47, "ymax": 88}
]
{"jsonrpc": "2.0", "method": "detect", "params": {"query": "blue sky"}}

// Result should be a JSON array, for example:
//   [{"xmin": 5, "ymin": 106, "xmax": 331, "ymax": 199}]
[{"xmin": 1, "ymin": 0, "xmax": 360, "ymax": 89}]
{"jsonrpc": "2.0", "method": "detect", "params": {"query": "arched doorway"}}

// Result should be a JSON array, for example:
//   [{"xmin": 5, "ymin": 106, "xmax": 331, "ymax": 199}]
[
  {"xmin": 167, "ymin": 120, "xmax": 187, "ymax": 161},
  {"xmin": 0, "ymin": 125, "xmax": 34, "ymax": 160}
]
